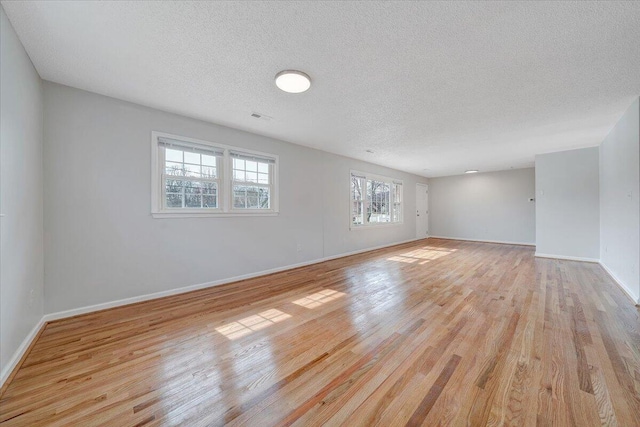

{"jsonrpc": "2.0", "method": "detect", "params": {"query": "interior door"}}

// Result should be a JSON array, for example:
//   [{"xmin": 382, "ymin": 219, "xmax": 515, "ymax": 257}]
[{"xmin": 416, "ymin": 183, "xmax": 429, "ymax": 239}]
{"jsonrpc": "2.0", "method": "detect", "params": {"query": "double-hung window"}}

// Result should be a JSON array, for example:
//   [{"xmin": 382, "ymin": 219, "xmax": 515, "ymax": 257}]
[
  {"xmin": 152, "ymin": 132, "xmax": 278, "ymax": 217},
  {"xmin": 351, "ymin": 171, "xmax": 403, "ymax": 228},
  {"xmin": 231, "ymin": 152, "xmax": 274, "ymax": 210}
]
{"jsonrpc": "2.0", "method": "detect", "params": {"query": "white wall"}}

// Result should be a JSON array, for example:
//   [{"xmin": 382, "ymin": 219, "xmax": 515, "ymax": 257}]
[
  {"xmin": 599, "ymin": 98, "xmax": 639, "ymax": 303},
  {"xmin": 43, "ymin": 82, "xmax": 427, "ymax": 314},
  {"xmin": 428, "ymin": 168, "xmax": 536, "ymax": 245},
  {"xmin": 535, "ymin": 147, "xmax": 600, "ymax": 260},
  {"xmin": 0, "ymin": 6, "xmax": 44, "ymax": 379}
]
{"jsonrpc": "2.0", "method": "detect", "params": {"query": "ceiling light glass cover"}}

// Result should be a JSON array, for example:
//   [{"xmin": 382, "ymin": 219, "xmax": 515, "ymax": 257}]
[
  {"xmin": 465, "ymin": 170, "xmax": 479, "ymax": 174},
  {"xmin": 275, "ymin": 70, "xmax": 311, "ymax": 93}
]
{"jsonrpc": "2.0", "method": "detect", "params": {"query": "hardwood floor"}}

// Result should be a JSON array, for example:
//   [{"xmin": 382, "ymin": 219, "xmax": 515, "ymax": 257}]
[{"xmin": 1, "ymin": 238, "xmax": 639, "ymax": 426}]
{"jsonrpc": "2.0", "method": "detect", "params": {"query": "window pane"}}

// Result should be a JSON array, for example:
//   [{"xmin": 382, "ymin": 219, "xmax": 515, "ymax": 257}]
[
  {"xmin": 185, "ymin": 194, "xmax": 201, "ymax": 208},
  {"xmin": 258, "ymin": 188, "xmax": 270, "ymax": 208},
  {"xmin": 367, "ymin": 180, "xmax": 390, "ymax": 223},
  {"xmin": 184, "ymin": 151, "xmax": 200, "ymax": 165},
  {"xmin": 202, "ymin": 154, "xmax": 216, "ymax": 166},
  {"xmin": 166, "ymin": 193, "xmax": 182, "ymax": 208},
  {"xmin": 203, "ymin": 195, "xmax": 216, "ymax": 208},
  {"xmin": 247, "ymin": 196, "xmax": 259, "ymax": 209},
  {"xmin": 202, "ymin": 182, "xmax": 217, "ymax": 195},
  {"xmin": 366, "ymin": 180, "xmax": 372, "ymax": 222},
  {"xmin": 351, "ymin": 177, "xmax": 365, "ymax": 225},
  {"xmin": 392, "ymin": 183, "xmax": 403, "ymax": 223},
  {"xmin": 166, "ymin": 162, "xmax": 185, "ymax": 176},
  {"xmin": 234, "ymin": 157, "xmax": 270, "ymax": 186},
  {"xmin": 165, "ymin": 147, "xmax": 218, "ymax": 178},
  {"xmin": 201, "ymin": 166, "xmax": 217, "ymax": 178},
  {"xmin": 352, "ymin": 201, "xmax": 364, "ymax": 225},
  {"xmin": 234, "ymin": 196, "xmax": 246, "ymax": 208},
  {"xmin": 183, "ymin": 164, "xmax": 201, "ymax": 177},
  {"xmin": 165, "ymin": 178, "xmax": 217, "ymax": 209},
  {"xmin": 165, "ymin": 148, "xmax": 183, "ymax": 162},
  {"xmin": 166, "ymin": 178, "xmax": 183, "ymax": 193},
  {"xmin": 184, "ymin": 181, "xmax": 201, "ymax": 194},
  {"xmin": 246, "ymin": 160, "xmax": 257, "ymax": 172},
  {"xmin": 233, "ymin": 185, "xmax": 270, "ymax": 209},
  {"xmin": 351, "ymin": 177, "xmax": 363, "ymax": 201}
]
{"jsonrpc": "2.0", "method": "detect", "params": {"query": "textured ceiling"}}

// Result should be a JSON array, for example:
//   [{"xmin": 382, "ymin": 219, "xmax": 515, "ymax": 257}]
[{"xmin": 3, "ymin": 1, "xmax": 640, "ymax": 177}]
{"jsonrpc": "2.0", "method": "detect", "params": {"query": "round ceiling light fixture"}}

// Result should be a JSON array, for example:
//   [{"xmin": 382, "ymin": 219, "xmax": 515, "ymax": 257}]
[
  {"xmin": 465, "ymin": 170, "xmax": 479, "ymax": 174},
  {"xmin": 275, "ymin": 70, "xmax": 311, "ymax": 93}
]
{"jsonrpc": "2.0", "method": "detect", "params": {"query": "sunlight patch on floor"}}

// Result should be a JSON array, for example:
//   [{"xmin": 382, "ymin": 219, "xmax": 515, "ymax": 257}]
[
  {"xmin": 215, "ymin": 309, "xmax": 291, "ymax": 340},
  {"xmin": 292, "ymin": 289, "xmax": 346, "ymax": 309},
  {"xmin": 387, "ymin": 247, "xmax": 457, "ymax": 265},
  {"xmin": 386, "ymin": 255, "xmax": 419, "ymax": 264}
]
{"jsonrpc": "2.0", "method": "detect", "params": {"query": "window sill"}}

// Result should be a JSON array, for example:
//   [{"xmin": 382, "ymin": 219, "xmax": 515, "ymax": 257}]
[
  {"xmin": 350, "ymin": 222, "xmax": 404, "ymax": 231},
  {"xmin": 152, "ymin": 211, "xmax": 279, "ymax": 219}
]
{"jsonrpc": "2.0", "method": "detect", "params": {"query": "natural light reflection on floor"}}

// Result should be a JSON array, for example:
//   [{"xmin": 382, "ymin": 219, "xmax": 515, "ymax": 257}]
[
  {"xmin": 215, "ymin": 309, "xmax": 291, "ymax": 340},
  {"xmin": 292, "ymin": 289, "xmax": 346, "ymax": 309},
  {"xmin": 387, "ymin": 247, "xmax": 457, "ymax": 265}
]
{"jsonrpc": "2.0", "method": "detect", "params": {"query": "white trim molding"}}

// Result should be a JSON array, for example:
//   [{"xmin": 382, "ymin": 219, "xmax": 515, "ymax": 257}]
[
  {"xmin": 534, "ymin": 253, "xmax": 600, "ymax": 263},
  {"xmin": 0, "ymin": 318, "xmax": 46, "ymax": 391},
  {"xmin": 430, "ymin": 236, "xmax": 535, "ymax": 247},
  {"xmin": 599, "ymin": 261, "xmax": 640, "ymax": 306}
]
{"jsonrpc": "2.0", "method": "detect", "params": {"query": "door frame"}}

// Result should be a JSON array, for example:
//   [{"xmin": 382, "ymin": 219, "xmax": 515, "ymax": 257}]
[{"xmin": 416, "ymin": 183, "xmax": 429, "ymax": 239}]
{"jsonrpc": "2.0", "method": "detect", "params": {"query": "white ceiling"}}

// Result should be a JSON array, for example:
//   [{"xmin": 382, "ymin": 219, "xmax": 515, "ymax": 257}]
[{"xmin": 3, "ymin": 1, "xmax": 640, "ymax": 177}]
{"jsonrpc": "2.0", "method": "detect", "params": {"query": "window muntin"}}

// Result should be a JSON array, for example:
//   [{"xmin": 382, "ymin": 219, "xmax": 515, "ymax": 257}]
[
  {"xmin": 152, "ymin": 132, "xmax": 278, "ymax": 217},
  {"xmin": 351, "ymin": 171, "xmax": 403, "ymax": 228}
]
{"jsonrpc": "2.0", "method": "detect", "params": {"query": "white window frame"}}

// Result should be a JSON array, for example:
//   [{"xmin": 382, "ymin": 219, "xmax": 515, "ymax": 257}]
[
  {"xmin": 151, "ymin": 131, "xmax": 279, "ymax": 218},
  {"xmin": 229, "ymin": 151, "xmax": 276, "ymax": 213},
  {"xmin": 350, "ymin": 170, "xmax": 403, "ymax": 230}
]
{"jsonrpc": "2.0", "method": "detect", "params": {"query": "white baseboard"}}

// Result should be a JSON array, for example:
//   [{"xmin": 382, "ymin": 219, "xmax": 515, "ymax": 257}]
[
  {"xmin": 429, "ymin": 236, "xmax": 535, "ymax": 247},
  {"xmin": 534, "ymin": 253, "xmax": 600, "ymax": 263},
  {"xmin": 599, "ymin": 261, "xmax": 640, "ymax": 305},
  {"xmin": 43, "ymin": 237, "xmax": 422, "ymax": 322},
  {"xmin": 0, "ymin": 317, "xmax": 46, "ymax": 391}
]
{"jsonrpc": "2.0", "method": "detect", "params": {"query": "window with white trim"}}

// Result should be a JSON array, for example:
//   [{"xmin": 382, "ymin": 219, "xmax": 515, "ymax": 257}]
[
  {"xmin": 351, "ymin": 171, "xmax": 403, "ymax": 228},
  {"xmin": 231, "ymin": 152, "xmax": 274, "ymax": 210},
  {"xmin": 152, "ymin": 132, "xmax": 278, "ymax": 217}
]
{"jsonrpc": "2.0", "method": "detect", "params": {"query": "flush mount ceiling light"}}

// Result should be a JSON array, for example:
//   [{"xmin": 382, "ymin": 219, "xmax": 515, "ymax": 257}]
[
  {"xmin": 275, "ymin": 70, "xmax": 311, "ymax": 93},
  {"xmin": 465, "ymin": 170, "xmax": 479, "ymax": 174}
]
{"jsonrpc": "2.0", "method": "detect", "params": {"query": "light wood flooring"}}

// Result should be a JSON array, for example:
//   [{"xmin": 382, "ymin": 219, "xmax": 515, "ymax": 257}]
[{"xmin": 1, "ymin": 238, "xmax": 639, "ymax": 426}]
